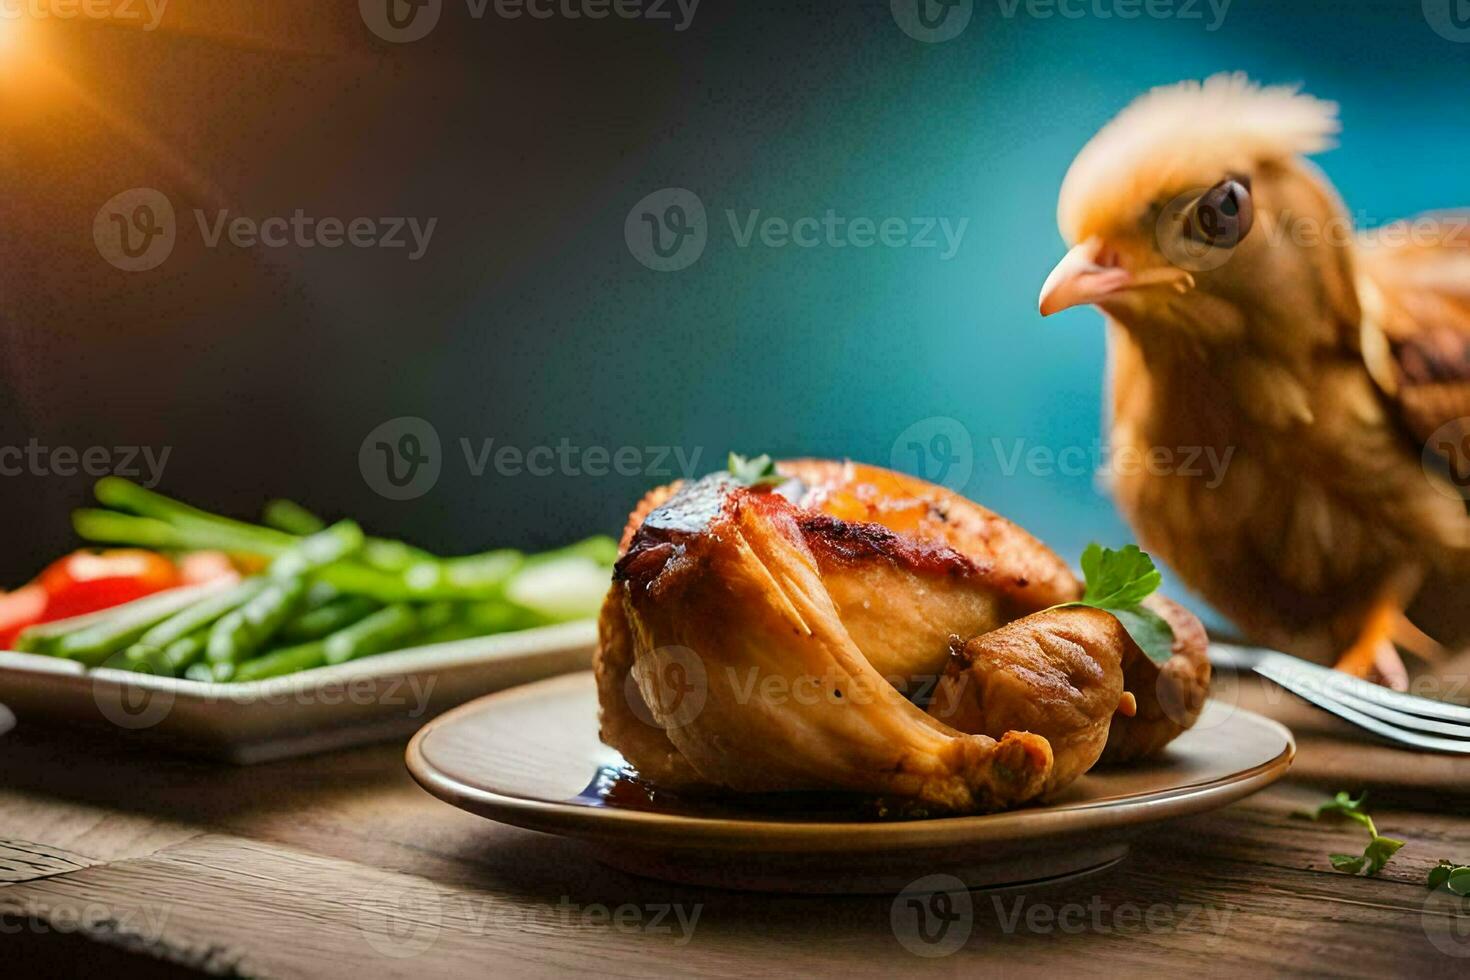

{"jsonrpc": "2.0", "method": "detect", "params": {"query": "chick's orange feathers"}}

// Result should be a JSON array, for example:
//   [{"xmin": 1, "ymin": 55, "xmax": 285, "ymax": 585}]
[{"xmin": 1040, "ymin": 74, "xmax": 1470, "ymax": 687}]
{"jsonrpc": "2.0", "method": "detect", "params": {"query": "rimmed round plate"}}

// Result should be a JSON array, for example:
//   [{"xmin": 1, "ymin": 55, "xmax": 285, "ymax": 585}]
[{"xmin": 407, "ymin": 671, "xmax": 1294, "ymax": 894}]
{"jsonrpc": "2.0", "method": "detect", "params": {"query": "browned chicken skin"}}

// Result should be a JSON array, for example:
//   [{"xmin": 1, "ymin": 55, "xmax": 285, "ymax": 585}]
[{"xmin": 595, "ymin": 460, "xmax": 1210, "ymax": 814}]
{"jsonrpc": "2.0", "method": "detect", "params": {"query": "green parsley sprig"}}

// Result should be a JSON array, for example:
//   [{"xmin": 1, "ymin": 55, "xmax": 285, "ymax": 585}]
[
  {"xmin": 727, "ymin": 452, "xmax": 783, "ymax": 488},
  {"xmin": 1295, "ymin": 791, "xmax": 1405, "ymax": 876},
  {"xmin": 1064, "ymin": 543, "xmax": 1176, "ymax": 665}
]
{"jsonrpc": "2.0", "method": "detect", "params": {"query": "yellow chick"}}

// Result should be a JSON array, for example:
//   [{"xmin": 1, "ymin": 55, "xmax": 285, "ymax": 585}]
[{"xmin": 1039, "ymin": 74, "xmax": 1470, "ymax": 688}]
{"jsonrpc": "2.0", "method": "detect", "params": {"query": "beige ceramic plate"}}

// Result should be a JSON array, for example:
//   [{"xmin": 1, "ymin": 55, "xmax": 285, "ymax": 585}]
[{"xmin": 407, "ymin": 669, "xmax": 1295, "ymax": 893}]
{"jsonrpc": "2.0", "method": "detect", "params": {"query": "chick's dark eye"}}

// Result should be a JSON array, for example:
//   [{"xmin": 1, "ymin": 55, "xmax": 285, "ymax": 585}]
[{"xmin": 1186, "ymin": 177, "xmax": 1254, "ymax": 249}]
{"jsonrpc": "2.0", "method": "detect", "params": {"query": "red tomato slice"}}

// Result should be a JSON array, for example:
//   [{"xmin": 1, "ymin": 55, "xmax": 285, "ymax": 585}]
[
  {"xmin": 0, "ymin": 583, "xmax": 48, "ymax": 650},
  {"xmin": 37, "ymin": 550, "xmax": 181, "ymax": 621}
]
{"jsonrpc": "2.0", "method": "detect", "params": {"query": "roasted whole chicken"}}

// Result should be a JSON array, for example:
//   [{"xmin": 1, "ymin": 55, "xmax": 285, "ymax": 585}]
[{"xmin": 595, "ymin": 460, "xmax": 1210, "ymax": 815}]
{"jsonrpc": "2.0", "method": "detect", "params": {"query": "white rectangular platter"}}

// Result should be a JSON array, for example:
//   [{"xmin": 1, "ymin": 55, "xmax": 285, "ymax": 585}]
[{"xmin": 0, "ymin": 619, "xmax": 595, "ymax": 764}]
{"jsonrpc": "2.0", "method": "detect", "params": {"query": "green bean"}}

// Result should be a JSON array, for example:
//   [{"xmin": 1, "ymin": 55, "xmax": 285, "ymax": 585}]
[
  {"xmin": 162, "ymin": 633, "xmax": 209, "ymax": 674},
  {"xmin": 94, "ymin": 478, "xmax": 297, "ymax": 552},
  {"xmin": 49, "ymin": 586, "xmax": 229, "ymax": 666},
  {"xmin": 403, "ymin": 550, "xmax": 523, "ymax": 597},
  {"xmin": 268, "ymin": 521, "xmax": 364, "ymax": 579},
  {"xmin": 73, "ymin": 509, "xmax": 290, "ymax": 557},
  {"xmin": 277, "ymin": 594, "xmax": 379, "ymax": 642},
  {"xmin": 360, "ymin": 538, "xmax": 436, "ymax": 573},
  {"xmin": 206, "ymin": 576, "xmax": 309, "ymax": 665},
  {"xmin": 183, "ymin": 662, "xmax": 216, "ymax": 682},
  {"xmin": 262, "ymin": 499, "xmax": 326, "ymax": 535},
  {"xmin": 231, "ymin": 641, "xmax": 327, "ymax": 682},
  {"xmin": 323, "ymin": 604, "xmax": 418, "ymax": 665},
  {"xmin": 130, "ymin": 579, "xmax": 266, "ymax": 655},
  {"xmin": 123, "ymin": 626, "xmax": 213, "ymax": 675}
]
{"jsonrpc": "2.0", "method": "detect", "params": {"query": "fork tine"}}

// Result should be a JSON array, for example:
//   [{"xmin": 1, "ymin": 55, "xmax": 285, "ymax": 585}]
[
  {"xmin": 1255, "ymin": 662, "xmax": 1470, "ymax": 754},
  {"xmin": 1317, "ymin": 683, "xmax": 1470, "ymax": 738},
  {"xmin": 1232, "ymin": 646, "xmax": 1470, "ymax": 723}
]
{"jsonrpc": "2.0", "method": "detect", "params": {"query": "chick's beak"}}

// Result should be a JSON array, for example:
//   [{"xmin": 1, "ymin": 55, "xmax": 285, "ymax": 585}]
[{"xmin": 1038, "ymin": 237, "xmax": 1132, "ymax": 316}]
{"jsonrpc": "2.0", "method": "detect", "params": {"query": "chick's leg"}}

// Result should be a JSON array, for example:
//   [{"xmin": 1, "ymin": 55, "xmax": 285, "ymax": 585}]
[{"xmin": 1334, "ymin": 569, "xmax": 1422, "ymax": 691}]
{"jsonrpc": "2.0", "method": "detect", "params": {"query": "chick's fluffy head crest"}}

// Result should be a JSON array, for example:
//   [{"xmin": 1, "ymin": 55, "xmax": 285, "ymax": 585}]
[{"xmin": 1057, "ymin": 73, "xmax": 1339, "ymax": 245}]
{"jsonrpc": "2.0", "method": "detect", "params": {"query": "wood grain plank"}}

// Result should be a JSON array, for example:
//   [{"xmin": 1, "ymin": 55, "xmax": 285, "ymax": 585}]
[
  {"xmin": 1, "ymin": 674, "xmax": 1468, "ymax": 976},
  {"xmin": 0, "ymin": 839, "xmax": 94, "ymax": 883}
]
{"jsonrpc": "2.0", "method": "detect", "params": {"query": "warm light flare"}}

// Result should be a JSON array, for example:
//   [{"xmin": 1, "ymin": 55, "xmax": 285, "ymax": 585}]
[{"xmin": 0, "ymin": 13, "xmax": 23, "ymax": 57}]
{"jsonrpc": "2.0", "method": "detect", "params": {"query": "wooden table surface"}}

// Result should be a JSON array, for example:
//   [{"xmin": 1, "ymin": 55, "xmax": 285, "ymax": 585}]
[{"xmin": 4, "ymin": 671, "xmax": 1470, "ymax": 978}]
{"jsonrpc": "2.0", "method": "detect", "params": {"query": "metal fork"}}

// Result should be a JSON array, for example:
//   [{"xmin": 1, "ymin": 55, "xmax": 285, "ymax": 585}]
[{"xmin": 1212, "ymin": 643, "xmax": 1470, "ymax": 753}]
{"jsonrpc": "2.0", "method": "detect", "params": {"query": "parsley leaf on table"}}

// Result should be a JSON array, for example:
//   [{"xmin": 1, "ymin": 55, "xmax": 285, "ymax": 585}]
[
  {"xmin": 1428, "ymin": 859, "xmax": 1470, "ymax": 895},
  {"xmin": 1297, "ymin": 791, "xmax": 1404, "ymax": 877},
  {"xmin": 1298, "ymin": 791, "xmax": 1370, "ymax": 826}
]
